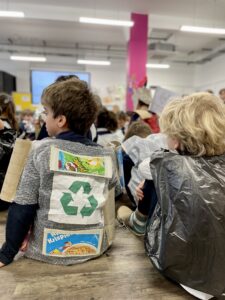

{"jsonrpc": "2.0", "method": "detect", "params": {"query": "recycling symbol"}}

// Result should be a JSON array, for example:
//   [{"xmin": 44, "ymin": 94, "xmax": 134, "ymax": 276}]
[{"xmin": 60, "ymin": 181, "xmax": 98, "ymax": 217}]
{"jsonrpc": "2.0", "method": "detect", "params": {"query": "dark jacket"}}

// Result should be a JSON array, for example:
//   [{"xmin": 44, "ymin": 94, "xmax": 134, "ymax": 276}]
[{"xmin": 0, "ymin": 127, "xmax": 17, "ymax": 190}]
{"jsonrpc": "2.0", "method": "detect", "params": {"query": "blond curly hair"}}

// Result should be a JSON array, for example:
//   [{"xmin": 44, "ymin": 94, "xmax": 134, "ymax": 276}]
[{"xmin": 159, "ymin": 92, "xmax": 225, "ymax": 156}]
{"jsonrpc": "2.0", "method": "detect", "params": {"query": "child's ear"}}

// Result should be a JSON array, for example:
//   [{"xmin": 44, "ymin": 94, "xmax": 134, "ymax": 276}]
[
  {"xmin": 174, "ymin": 139, "xmax": 180, "ymax": 150},
  {"xmin": 167, "ymin": 136, "xmax": 180, "ymax": 150},
  {"xmin": 57, "ymin": 115, "xmax": 67, "ymax": 128}
]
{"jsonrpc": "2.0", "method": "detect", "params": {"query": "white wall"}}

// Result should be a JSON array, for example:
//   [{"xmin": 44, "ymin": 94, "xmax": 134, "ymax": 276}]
[
  {"xmin": 0, "ymin": 58, "xmax": 126, "ymax": 98},
  {"xmin": 0, "ymin": 59, "xmax": 30, "ymax": 92},
  {"xmin": 147, "ymin": 64, "xmax": 195, "ymax": 95},
  {"xmin": 86, "ymin": 64, "xmax": 126, "ymax": 96},
  {"xmin": 194, "ymin": 53, "xmax": 225, "ymax": 95},
  {"xmin": 0, "ymin": 58, "xmax": 196, "ymax": 109}
]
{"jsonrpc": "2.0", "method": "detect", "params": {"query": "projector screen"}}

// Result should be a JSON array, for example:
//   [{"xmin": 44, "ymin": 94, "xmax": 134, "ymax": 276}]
[{"xmin": 31, "ymin": 70, "xmax": 91, "ymax": 104}]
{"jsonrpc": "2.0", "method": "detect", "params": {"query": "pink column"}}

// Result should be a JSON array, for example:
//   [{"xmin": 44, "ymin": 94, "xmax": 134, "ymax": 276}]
[{"xmin": 126, "ymin": 13, "xmax": 148, "ymax": 111}]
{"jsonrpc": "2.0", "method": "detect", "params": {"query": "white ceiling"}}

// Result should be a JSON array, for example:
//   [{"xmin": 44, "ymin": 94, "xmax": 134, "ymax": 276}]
[{"xmin": 1, "ymin": 0, "xmax": 225, "ymax": 65}]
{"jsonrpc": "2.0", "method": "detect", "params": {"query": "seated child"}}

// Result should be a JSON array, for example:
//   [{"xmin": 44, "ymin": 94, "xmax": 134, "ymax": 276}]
[
  {"xmin": 96, "ymin": 108, "xmax": 124, "ymax": 146},
  {"xmin": 131, "ymin": 84, "xmax": 160, "ymax": 133},
  {"xmin": 19, "ymin": 109, "xmax": 35, "ymax": 140},
  {"xmin": 122, "ymin": 129, "xmax": 167, "ymax": 207},
  {"xmin": 117, "ymin": 111, "xmax": 129, "ymax": 135},
  {"xmin": 123, "ymin": 120, "xmax": 151, "ymax": 141},
  {"xmin": 0, "ymin": 79, "xmax": 118, "ymax": 267},
  {"xmin": 115, "ymin": 121, "xmax": 152, "ymax": 196},
  {"xmin": 118, "ymin": 93, "xmax": 225, "ymax": 298},
  {"xmin": 0, "ymin": 93, "xmax": 18, "ymax": 211},
  {"xmin": 37, "ymin": 75, "xmax": 100, "ymax": 142}
]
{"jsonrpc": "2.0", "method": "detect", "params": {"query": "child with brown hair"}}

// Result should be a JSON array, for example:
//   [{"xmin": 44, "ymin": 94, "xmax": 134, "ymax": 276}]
[
  {"xmin": 0, "ymin": 93, "xmax": 18, "ymax": 131},
  {"xmin": 0, "ymin": 93, "xmax": 17, "ymax": 211},
  {"xmin": 119, "ymin": 92, "xmax": 225, "ymax": 298},
  {"xmin": 122, "ymin": 129, "xmax": 167, "ymax": 208},
  {"xmin": 124, "ymin": 120, "xmax": 151, "ymax": 141},
  {"xmin": 96, "ymin": 108, "xmax": 124, "ymax": 146},
  {"xmin": 19, "ymin": 109, "xmax": 35, "ymax": 140},
  {"xmin": 0, "ymin": 79, "xmax": 118, "ymax": 267}
]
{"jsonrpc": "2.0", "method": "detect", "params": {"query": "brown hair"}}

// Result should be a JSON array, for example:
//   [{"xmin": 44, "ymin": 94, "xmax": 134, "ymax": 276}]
[
  {"xmin": 21, "ymin": 109, "xmax": 33, "ymax": 118},
  {"xmin": 41, "ymin": 79, "xmax": 98, "ymax": 135},
  {"xmin": 0, "ymin": 93, "xmax": 18, "ymax": 130},
  {"xmin": 124, "ymin": 121, "xmax": 151, "ymax": 141},
  {"xmin": 55, "ymin": 74, "xmax": 79, "ymax": 83},
  {"xmin": 219, "ymin": 88, "xmax": 225, "ymax": 95},
  {"xmin": 97, "ymin": 108, "xmax": 118, "ymax": 132},
  {"xmin": 117, "ymin": 111, "xmax": 127, "ymax": 122},
  {"xmin": 160, "ymin": 92, "xmax": 225, "ymax": 156}
]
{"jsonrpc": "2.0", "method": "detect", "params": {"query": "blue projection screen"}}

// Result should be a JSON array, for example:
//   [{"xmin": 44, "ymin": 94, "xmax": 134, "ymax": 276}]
[{"xmin": 31, "ymin": 70, "xmax": 91, "ymax": 104}]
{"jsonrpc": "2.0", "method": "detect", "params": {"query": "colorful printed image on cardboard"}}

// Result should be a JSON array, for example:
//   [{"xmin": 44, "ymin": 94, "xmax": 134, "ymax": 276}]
[
  {"xmin": 58, "ymin": 150, "xmax": 105, "ymax": 175},
  {"xmin": 43, "ymin": 228, "xmax": 103, "ymax": 257},
  {"xmin": 50, "ymin": 146, "xmax": 113, "ymax": 178}
]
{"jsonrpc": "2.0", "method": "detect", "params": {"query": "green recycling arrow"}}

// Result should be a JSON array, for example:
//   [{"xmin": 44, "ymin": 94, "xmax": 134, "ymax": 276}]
[
  {"xmin": 60, "ymin": 192, "xmax": 78, "ymax": 215},
  {"xmin": 59, "ymin": 181, "xmax": 98, "ymax": 217},
  {"xmin": 80, "ymin": 195, "xmax": 98, "ymax": 217},
  {"xmin": 69, "ymin": 181, "xmax": 91, "ymax": 194}
]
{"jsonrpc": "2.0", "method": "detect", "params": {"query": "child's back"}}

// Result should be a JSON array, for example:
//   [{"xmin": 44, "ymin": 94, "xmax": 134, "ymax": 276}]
[
  {"xmin": 16, "ymin": 136, "xmax": 117, "ymax": 264},
  {"xmin": 145, "ymin": 93, "xmax": 225, "ymax": 297},
  {"xmin": 0, "ymin": 79, "xmax": 118, "ymax": 266}
]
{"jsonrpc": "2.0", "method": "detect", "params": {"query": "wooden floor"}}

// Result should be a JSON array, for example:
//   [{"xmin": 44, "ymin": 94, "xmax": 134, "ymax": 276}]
[{"xmin": 0, "ymin": 211, "xmax": 194, "ymax": 300}]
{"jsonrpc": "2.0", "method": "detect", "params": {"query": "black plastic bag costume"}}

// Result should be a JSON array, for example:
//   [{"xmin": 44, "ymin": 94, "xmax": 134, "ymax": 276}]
[
  {"xmin": 0, "ymin": 127, "xmax": 17, "ymax": 208},
  {"xmin": 145, "ymin": 150, "xmax": 225, "ymax": 296}
]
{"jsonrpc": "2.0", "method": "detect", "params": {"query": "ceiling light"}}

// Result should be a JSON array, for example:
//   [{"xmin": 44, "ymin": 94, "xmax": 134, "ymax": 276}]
[
  {"xmin": 0, "ymin": 10, "xmax": 24, "ymax": 18},
  {"xmin": 146, "ymin": 63, "xmax": 170, "ymax": 69},
  {"xmin": 180, "ymin": 25, "xmax": 225, "ymax": 35},
  {"xmin": 77, "ymin": 59, "xmax": 111, "ymax": 66},
  {"xmin": 79, "ymin": 17, "xmax": 134, "ymax": 27},
  {"xmin": 10, "ymin": 55, "xmax": 47, "ymax": 62}
]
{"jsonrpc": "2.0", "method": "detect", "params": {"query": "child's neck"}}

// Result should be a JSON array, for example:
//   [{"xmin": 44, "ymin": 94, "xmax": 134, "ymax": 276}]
[{"xmin": 55, "ymin": 127, "xmax": 71, "ymax": 136}]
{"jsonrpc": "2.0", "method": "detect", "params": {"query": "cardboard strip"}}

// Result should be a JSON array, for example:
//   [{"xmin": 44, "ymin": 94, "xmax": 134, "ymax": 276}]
[{"xmin": 0, "ymin": 138, "xmax": 32, "ymax": 202}]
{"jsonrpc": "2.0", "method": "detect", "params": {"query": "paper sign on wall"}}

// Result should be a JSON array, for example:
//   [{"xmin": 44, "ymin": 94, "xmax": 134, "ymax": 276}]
[{"xmin": 12, "ymin": 92, "xmax": 37, "ymax": 111}]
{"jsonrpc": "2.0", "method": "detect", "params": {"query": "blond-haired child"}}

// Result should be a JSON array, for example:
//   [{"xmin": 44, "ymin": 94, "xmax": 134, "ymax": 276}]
[{"xmin": 118, "ymin": 92, "xmax": 225, "ymax": 298}]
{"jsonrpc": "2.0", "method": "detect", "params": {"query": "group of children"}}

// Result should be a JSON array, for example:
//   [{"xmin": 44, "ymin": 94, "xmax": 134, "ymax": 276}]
[{"xmin": 0, "ymin": 77, "xmax": 225, "ymax": 298}]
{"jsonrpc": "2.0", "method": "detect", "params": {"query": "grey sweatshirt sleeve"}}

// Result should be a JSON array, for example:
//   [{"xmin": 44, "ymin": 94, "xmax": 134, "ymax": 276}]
[{"xmin": 14, "ymin": 148, "xmax": 41, "ymax": 205}]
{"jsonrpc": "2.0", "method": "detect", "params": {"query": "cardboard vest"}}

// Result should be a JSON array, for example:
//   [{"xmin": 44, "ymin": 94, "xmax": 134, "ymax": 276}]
[{"xmin": 41, "ymin": 146, "xmax": 115, "ymax": 260}]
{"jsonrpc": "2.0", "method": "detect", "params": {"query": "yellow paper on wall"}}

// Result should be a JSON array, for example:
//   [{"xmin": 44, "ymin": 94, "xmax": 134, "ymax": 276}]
[{"xmin": 12, "ymin": 92, "xmax": 36, "ymax": 111}]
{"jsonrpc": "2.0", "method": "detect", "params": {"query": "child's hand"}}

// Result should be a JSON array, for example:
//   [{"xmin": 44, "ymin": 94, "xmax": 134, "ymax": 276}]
[
  {"xmin": 0, "ymin": 261, "xmax": 5, "ymax": 268},
  {"xmin": 20, "ymin": 239, "xmax": 28, "ymax": 252},
  {"xmin": 20, "ymin": 229, "xmax": 32, "ymax": 252},
  {"xmin": 136, "ymin": 180, "xmax": 145, "ymax": 201}
]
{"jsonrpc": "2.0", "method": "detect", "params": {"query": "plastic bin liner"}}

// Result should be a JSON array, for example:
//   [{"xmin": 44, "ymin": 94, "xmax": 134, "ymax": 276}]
[{"xmin": 145, "ymin": 150, "xmax": 225, "ymax": 296}]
